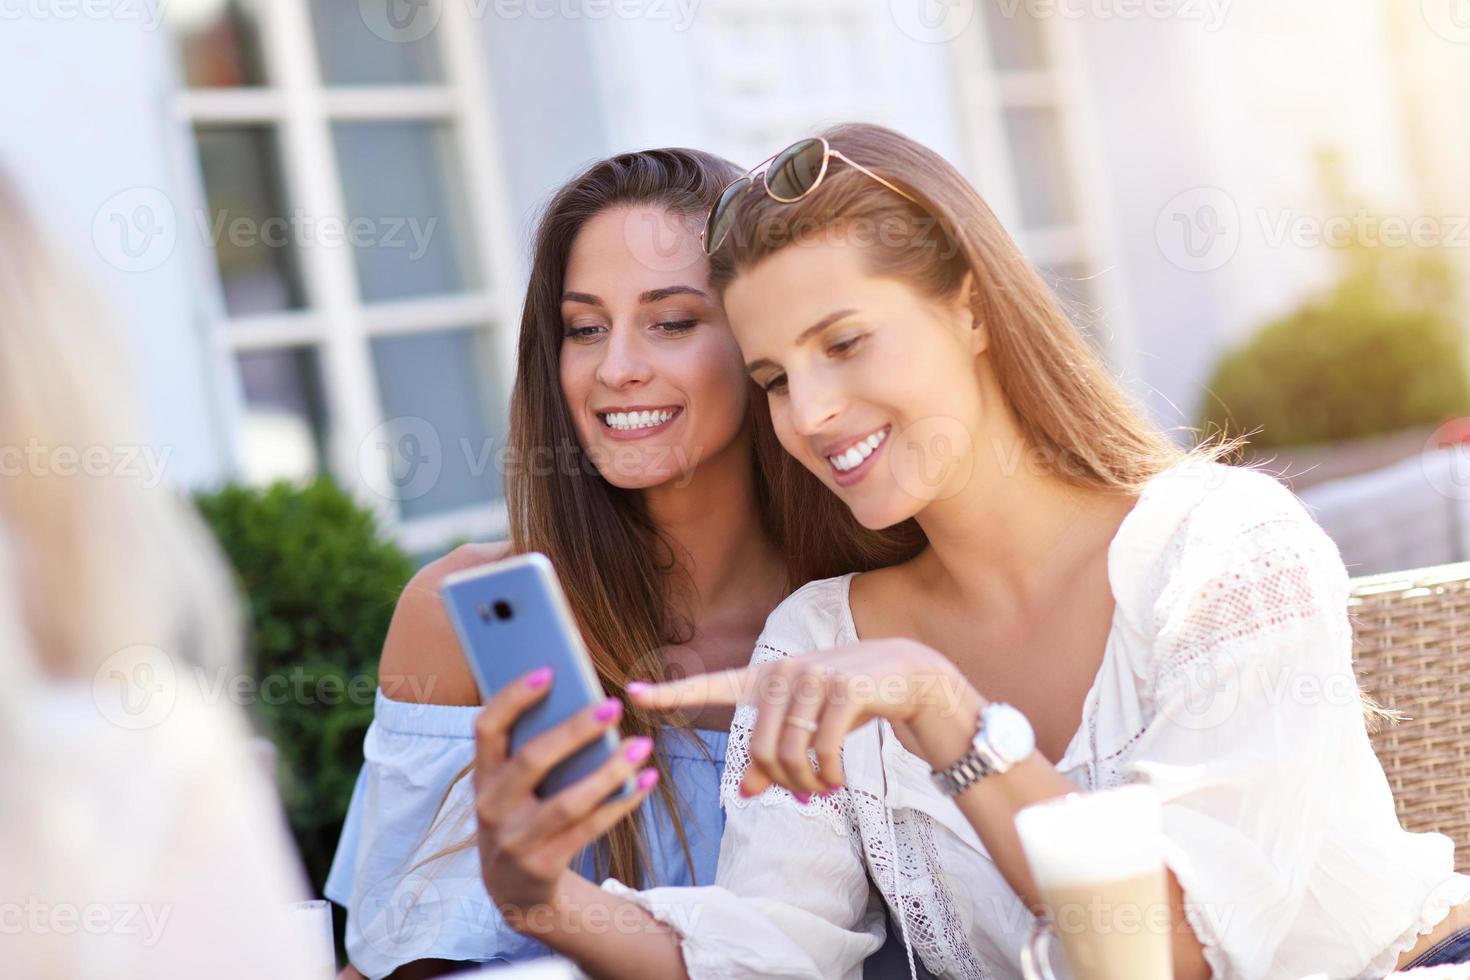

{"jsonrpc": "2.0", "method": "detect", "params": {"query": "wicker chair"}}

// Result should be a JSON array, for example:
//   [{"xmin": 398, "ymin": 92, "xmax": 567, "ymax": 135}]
[{"xmin": 1350, "ymin": 562, "xmax": 1470, "ymax": 873}]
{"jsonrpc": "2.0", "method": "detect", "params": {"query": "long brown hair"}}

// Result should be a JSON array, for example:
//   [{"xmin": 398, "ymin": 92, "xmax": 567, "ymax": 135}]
[
  {"xmin": 709, "ymin": 122, "xmax": 1218, "ymax": 493},
  {"xmin": 411, "ymin": 148, "xmax": 923, "ymax": 891},
  {"xmin": 705, "ymin": 126, "xmax": 1394, "ymax": 733}
]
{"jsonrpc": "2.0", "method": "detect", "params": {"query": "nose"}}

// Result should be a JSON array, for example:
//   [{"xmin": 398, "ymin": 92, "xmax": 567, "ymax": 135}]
[
  {"xmin": 594, "ymin": 324, "xmax": 652, "ymax": 390},
  {"xmin": 786, "ymin": 372, "xmax": 844, "ymax": 437}
]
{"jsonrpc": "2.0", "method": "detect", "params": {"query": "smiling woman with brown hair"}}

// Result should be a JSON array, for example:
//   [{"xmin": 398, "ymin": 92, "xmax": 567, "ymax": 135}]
[
  {"xmin": 325, "ymin": 147, "xmax": 920, "ymax": 979},
  {"xmin": 467, "ymin": 124, "xmax": 1470, "ymax": 980}
]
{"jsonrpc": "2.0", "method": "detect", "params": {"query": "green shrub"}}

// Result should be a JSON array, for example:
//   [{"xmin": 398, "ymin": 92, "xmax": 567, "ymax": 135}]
[
  {"xmin": 1200, "ymin": 246, "xmax": 1470, "ymax": 448},
  {"xmin": 192, "ymin": 478, "xmax": 414, "ymax": 894}
]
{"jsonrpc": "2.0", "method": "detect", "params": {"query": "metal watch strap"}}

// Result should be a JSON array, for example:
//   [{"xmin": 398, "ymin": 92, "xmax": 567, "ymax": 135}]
[{"xmin": 930, "ymin": 720, "xmax": 992, "ymax": 796}]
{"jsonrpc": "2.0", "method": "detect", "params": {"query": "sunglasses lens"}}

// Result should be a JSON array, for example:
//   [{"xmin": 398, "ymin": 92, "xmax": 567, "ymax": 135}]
[
  {"xmin": 766, "ymin": 138, "xmax": 826, "ymax": 202},
  {"xmin": 705, "ymin": 175, "xmax": 751, "ymax": 253}
]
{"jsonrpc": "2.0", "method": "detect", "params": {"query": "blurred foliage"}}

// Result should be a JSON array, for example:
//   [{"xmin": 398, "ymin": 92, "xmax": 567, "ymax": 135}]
[
  {"xmin": 1200, "ymin": 208, "xmax": 1470, "ymax": 449},
  {"xmin": 193, "ymin": 478, "xmax": 413, "ymax": 894}
]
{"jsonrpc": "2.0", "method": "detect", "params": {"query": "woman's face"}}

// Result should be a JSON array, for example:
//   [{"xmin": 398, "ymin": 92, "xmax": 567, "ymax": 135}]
[
  {"xmin": 559, "ymin": 204, "xmax": 750, "ymax": 489},
  {"xmin": 724, "ymin": 238, "xmax": 986, "ymax": 530}
]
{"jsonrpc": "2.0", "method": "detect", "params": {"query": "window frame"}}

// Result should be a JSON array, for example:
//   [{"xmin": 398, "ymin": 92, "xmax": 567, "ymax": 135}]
[{"xmin": 169, "ymin": 0, "xmax": 521, "ymax": 556}]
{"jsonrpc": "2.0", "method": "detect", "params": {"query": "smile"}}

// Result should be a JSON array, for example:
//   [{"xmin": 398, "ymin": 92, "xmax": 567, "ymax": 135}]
[
  {"xmin": 826, "ymin": 425, "xmax": 890, "ymax": 475},
  {"xmin": 598, "ymin": 407, "xmax": 682, "ymax": 432}
]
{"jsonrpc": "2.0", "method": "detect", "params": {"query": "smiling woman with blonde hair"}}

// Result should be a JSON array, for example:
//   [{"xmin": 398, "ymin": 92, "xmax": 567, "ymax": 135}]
[{"xmin": 0, "ymin": 172, "xmax": 322, "ymax": 979}]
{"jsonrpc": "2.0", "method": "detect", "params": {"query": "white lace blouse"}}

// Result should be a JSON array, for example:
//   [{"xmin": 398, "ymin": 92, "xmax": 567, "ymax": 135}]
[{"xmin": 601, "ymin": 461, "xmax": 1470, "ymax": 979}]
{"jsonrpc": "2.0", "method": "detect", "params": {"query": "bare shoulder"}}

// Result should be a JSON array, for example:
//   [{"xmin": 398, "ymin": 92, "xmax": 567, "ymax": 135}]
[{"xmin": 378, "ymin": 540, "xmax": 512, "ymax": 706}]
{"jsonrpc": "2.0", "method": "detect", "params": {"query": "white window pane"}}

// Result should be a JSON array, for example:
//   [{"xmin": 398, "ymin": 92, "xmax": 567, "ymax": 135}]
[
  {"xmin": 333, "ymin": 121, "xmax": 476, "ymax": 302},
  {"xmin": 307, "ymin": 0, "xmax": 444, "ymax": 85},
  {"xmin": 1004, "ymin": 107, "xmax": 1077, "ymax": 229},
  {"xmin": 168, "ymin": 0, "xmax": 269, "ymax": 88},
  {"xmin": 237, "ymin": 347, "xmax": 329, "ymax": 485},
  {"xmin": 983, "ymin": 0, "xmax": 1049, "ymax": 71},
  {"xmin": 370, "ymin": 327, "xmax": 505, "ymax": 521},
  {"xmin": 196, "ymin": 125, "xmax": 308, "ymax": 316}
]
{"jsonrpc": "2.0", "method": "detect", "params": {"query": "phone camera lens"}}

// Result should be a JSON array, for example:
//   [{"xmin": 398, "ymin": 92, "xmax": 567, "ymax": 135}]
[{"xmin": 493, "ymin": 600, "xmax": 513, "ymax": 621}]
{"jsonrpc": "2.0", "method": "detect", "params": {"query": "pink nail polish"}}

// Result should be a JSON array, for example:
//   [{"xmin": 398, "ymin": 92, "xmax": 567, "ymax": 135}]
[
  {"xmin": 738, "ymin": 783, "xmax": 754, "ymax": 798},
  {"xmin": 525, "ymin": 667, "xmax": 553, "ymax": 689},
  {"xmin": 637, "ymin": 768, "xmax": 660, "ymax": 790},
  {"xmin": 626, "ymin": 681, "xmax": 652, "ymax": 697},
  {"xmin": 594, "ymin": 698, "xmax": 622, "ymax": 722},
  {"xmin": 794, "ymin": 792, "xmax": 811, "ymax": 804},
  {"xmin": 624, "ymin": 736, "xmax": 653, "ymax": 763}
]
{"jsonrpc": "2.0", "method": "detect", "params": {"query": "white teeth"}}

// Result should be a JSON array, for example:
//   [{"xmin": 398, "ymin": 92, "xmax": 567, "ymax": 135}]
[
  {"xmin": 603, "ymin": 409, "xmax": 676, "ymax": 431},
  {"xmin": 827, "ymin": 427, "xmax": 888, "ymax": 472}
]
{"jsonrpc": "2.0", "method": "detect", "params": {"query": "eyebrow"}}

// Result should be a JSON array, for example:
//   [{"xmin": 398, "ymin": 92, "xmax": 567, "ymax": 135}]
[
  {"xmin": 744, "ymin": 309, "xmax": 859, "ymax": 374},
  {"xmin": 561, "ymin": 285, "xmax": 711, "ymax": 307}
]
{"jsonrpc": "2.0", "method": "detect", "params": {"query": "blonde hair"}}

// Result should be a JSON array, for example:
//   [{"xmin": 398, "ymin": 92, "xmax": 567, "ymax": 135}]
[{"xmin": 0, "ymin": 173, "xmax": 243, "ymax": 746}]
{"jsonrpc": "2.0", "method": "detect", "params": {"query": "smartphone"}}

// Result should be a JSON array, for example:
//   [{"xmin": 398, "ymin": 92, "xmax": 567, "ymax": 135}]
[{"xmin": 440, "ymin": 551, "xmax": 633, "ymax": 802}]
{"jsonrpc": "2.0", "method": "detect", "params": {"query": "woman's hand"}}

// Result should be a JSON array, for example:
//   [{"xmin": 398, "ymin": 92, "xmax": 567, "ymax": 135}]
[
  {"xmin": 628, "ymin": 639, "xmax": 984, "ymax": 798},
  {"xmin": 473, "ymin": 667, "xmax": 660, "ymax": 929}
]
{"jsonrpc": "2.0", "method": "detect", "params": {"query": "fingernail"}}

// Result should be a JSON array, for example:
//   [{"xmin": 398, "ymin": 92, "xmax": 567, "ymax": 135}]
[
  {"xmin": 793, "ymin": 792, "xmax": 811, "ymax": 804},
  {"xmin": 624, "ymin": 736, "xmax": 653, "ymax": 763},
  {"xmin": 525, "ymin": 667, "xmax": 553, "ymax": 689},
  {"xmin": 594, "ymin": 698, "xmax": 622, "ymax": 722},
  {"xmin": 738, "ymin": 783, "xmax": 754, "ymax": 798},
  {"xmin": 626, "ymin": 681, "xmax": 652, "ymax": 697},
  {"xmin": 637, "ymin": 767, "xmax": 660, "ymax": 790}
]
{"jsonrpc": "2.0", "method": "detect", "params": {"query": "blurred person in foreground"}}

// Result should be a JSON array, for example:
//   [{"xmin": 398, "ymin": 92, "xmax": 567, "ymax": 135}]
[{"xmin": 0, "ymin": 172, "xmax": 324, "ymax": 978}]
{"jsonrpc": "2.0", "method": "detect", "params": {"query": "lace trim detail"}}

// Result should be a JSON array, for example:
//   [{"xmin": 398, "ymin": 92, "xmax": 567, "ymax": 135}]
[
  {"xmin": 721, "ymin": 646, "xmax": 988, "ymax": 978},
  {"xmin": 1152, "ymin": 519, "xmax": 1329, "ymax": 687}
]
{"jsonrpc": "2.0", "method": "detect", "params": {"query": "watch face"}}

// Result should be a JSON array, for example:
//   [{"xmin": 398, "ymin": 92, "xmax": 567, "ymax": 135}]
[{"xmin": 984, "ymin": 703, "xmax": 1036, "ymax": 765}]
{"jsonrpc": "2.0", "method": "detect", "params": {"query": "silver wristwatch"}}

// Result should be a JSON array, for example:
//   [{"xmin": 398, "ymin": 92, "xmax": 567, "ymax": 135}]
[{"xmin": 930, "ymin": 702, "xmax": 1036, "ymax": 797}]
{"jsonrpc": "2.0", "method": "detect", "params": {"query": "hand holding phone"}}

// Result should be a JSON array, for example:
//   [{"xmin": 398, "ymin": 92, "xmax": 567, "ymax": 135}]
[
  {"xmin": 440, "ymin": 551, "xmax": 632, "ymax": 800},
  {"xmin": 444, "ymin": 552, "xmax": 661, "ymax": 919}
]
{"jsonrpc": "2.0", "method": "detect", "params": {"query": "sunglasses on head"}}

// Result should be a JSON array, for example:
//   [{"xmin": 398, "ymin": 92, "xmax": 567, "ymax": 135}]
[{"xmin": 701, "ymin": 136, "xmax": 921, "ymax": 255}]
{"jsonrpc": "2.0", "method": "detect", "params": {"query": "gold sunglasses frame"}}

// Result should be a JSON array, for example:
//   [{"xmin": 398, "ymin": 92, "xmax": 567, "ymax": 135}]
[{"xmin": 701, "ymin": 136, "xmax": 921, "ymax": 255}]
